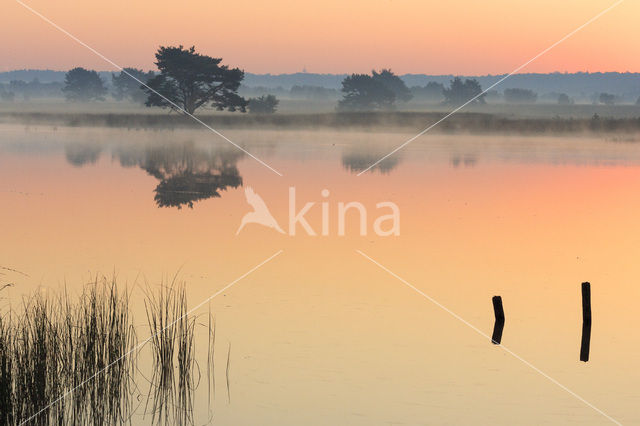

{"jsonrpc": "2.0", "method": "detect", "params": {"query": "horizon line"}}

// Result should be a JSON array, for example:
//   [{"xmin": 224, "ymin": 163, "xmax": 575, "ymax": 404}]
[{"xmin": 2, "ymin": 68, "xmax": 640, "ymax": 77}]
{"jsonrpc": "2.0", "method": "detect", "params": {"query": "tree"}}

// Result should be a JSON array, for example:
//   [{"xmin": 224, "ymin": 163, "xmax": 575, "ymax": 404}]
[
  {"xmin": 442, "ymin": 77, "xmax": 485, "ymax": 105},
  {"xmin": 504, "ymin": 88, "xmax": 537, "ymax": 104},
  {"xmin": 338, "ymin": 73, "xmax": 395, "ymax": 111},
  {"xmin": 144, "ymin": 46, "xmax": 247, "ymax": 114},
  {"xmin": 599, "ymin": 93, "xmax": 615, "ymax": 106},
  {"xmin": 337, "ymin": 69, "xmax": 411, "ymax": 111},
  {"xmin": 6, "ymin": 79, "xmax": 62, "ymax": 99},
  {"xmin": 557, "ymin": 93, "xmax": 572, "ymax": 105},
  {"xmin": 590, "ymin": 113, "xmax": 601, "ymax": 130},
  {"xmin": 62, "ymin": 67, "xmax": 107, "ymax": 102},
  {"xmin": 112, "ymin": 68, "xmax": 155, "ymax": 103},
  {"xmin": 0, "ymin": 89, "xmax": 15, "ymax": 102},
  {"xmin": 484, "ymin": 90, "xmax": 501, "ymax": 102},
  {"xmin": 372, "ymin": 69, "xmax": 412, "ymax": 102},
  {"xmin": 410, "ymin": 82, "xmax": 444, "ymax": 101},
  {"xmin": 248, "ymin": 95, "xmax": 279, "ymax": 114}
]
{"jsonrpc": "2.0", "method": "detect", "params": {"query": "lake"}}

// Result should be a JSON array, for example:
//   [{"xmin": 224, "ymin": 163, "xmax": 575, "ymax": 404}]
[{"xmin": 1, "ymin": 124, "xmax": 639, "ymax": 424}]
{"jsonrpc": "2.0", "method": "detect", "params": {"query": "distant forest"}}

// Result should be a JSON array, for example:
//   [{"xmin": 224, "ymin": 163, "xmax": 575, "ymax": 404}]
[{"xmin": 2, "ymin": 69, "xmax": 640, "ymax": 104}]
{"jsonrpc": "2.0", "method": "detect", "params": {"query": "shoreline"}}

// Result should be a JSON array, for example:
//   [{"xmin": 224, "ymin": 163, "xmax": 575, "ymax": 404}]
[{"xmin": 2, "ymin": 110, "xmax": 640, "ymax": 134}]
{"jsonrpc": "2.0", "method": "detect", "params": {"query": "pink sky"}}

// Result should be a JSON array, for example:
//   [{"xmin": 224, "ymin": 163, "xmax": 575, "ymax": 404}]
[{"xmin": 2, "ymin": 0, "xmax": 637, "ymax": 74}]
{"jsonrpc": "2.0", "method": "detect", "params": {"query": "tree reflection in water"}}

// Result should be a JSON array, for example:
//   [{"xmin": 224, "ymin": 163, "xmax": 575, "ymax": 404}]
[
  {"xmin": 65, "ymin": 140, "xmax": 244, "ymax": 209},
  {"xmin": 65, "ymin": 143, "xmax": 103, "ymax": 167},
  {"xmin": 134, "ymin": 143, "xmax": 243, "ymax": 209},
  {"xmin": 341, "ymin": 149, "xmax": 400, "ymax": 174}
]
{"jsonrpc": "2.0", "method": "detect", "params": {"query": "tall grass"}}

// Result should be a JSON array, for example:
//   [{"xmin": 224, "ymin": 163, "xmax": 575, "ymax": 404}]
[
  {"xmin": 143, "ymin": 283, "xmax": 197, "ymax": 426},
  {"xmin": 0, "ymin": 278, "xmax": 136, "ymax": 425},
  {"xmin": 4, "ymin": 110, "xmax": 640, "ymax": 133},
  {"xmin": 0, "ymin": 278, "xmax": 221, "ymax": 425},
  {"xmin": 0, "ymin": 313, "xmax": 15, "ymax": 425}
]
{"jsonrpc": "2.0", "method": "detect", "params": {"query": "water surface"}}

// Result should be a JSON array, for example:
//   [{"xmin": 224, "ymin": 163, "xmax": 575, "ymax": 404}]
[{"xmin": 1, "ymin": 125, "xmax": 639, "ymax": 424}]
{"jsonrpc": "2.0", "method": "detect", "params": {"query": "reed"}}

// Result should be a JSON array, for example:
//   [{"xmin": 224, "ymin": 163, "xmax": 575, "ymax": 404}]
[
  {"xmin": 0, "ymin": 278, "xmax": 136, "ymax": 425},
  {"xmin": 4, "ymin": 110, "xmax": 640, "ymax": 134},
  {"xmin": 0, "ymin": 313, "xmax": 15, "ymax": 425},
  {"xmin": 143, "ymin": 282, "xmax": 197, "ymax": 425},
  {"xmin": 0, "ymin": 277, "xmax": 219, "ymax": 425}
]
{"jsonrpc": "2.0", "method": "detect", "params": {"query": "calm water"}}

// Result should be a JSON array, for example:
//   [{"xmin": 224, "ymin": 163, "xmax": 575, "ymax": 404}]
[{"xmin": 1, "ymin": 124, "xmax": 640, "ymax": 424}]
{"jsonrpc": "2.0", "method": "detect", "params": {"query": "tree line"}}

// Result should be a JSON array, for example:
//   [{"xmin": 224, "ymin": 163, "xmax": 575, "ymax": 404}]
[
  {"xmin": 2, "ymin": 45, "xmax": 635, "ymax": 112},
  {"xmin": 58, "ymin": 46, "xmax": 279, "ymax": 114},
  {"xmin": 336, "ymin": 72, "xmax": 626, "ymax": 109}
]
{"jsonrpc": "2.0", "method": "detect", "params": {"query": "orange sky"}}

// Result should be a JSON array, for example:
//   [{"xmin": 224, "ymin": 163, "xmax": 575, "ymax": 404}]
[{"xmin": 2, "ymin": 0, "xmax": 638, "ymax": 74}]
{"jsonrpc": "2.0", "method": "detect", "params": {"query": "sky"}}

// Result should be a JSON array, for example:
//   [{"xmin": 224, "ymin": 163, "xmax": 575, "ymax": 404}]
[{"xmin": 2, "ymin": 0, "xmax": 637, "ymax": 74}]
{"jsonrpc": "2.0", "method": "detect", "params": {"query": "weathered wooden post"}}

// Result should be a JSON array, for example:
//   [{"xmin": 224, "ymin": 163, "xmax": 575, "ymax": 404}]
[
  {"xmin": 491, "ymin": 296, "xmax": 505, "ymax": 345},
  {"xmin": 580, "ymin": 282, "xmax": 592, "ymax": 362}
]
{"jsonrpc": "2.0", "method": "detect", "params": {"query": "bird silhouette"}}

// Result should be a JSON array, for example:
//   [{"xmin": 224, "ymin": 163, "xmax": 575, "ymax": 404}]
[{"xmin": 236, "ymin": 186, "xmax": 285, "ymax": 235}]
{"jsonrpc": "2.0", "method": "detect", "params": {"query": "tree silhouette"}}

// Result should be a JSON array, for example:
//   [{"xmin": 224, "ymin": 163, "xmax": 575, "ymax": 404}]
[
  {"xmin": 112, "ymin": 68, "xmax": 155, "ymax": 103},
  {"xmin": 62, "ymin": 68, "xmax": 107, "ymax": 102},
  {"xmin": 442, "ymin": 77, "xmax": 485, "ymax": 106},
  {"xmin": 144, "ymin": 46, "xmax": 247, "ymax": 114},
  {"xmin": 338, "ymin": 69, "xmax": 411, "ymax": 111},
  {"xmin": 372, "ymin": 69, "xmax": 412, "ymax": 102},
  {"xmin": 599, "ymin": 93, "xmax": 615, "ymax": 106},
  {"xmin": 557, "ymin": 93, "xmax": 572, "ymax": 105},
  {"xmin": 248, "ymin": 95, "xmax": 279, "ymax": 114},
  {"xmin": 338, "ymin": 74, "xmax": 395, "ymax": 111},
  {"xmin": 410, "ymin": 82, "xmax": 444, "ymax": 101},
  {"xmin": 0, "ymin": 89, "xmax": 15, "ymax": 102},
  {"xmin": 504, "ymin": 88, "xmax": 537, "ymax": 104}
]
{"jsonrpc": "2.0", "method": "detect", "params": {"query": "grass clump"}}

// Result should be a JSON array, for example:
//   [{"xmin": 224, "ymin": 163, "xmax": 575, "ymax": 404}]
[
  {"xmin": 0, "ymin": 278, "xmax": 136, "ymax": 425},
  {"xmin": 0, "ymin": 277, "xmax": 221, "ymax": 425},
  {"xmin": 144, "ymin": 282, "xmax": 197, "ymax": 425}
]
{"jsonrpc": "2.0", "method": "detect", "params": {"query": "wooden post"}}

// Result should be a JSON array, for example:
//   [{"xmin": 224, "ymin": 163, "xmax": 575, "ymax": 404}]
[
  {"xmin": 491, "ymin": 296, "xmax": 505, "ymax": 345},
  {"xmin": 580, "ymin": 282, "xmax": 592, "ymax": 362}
]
